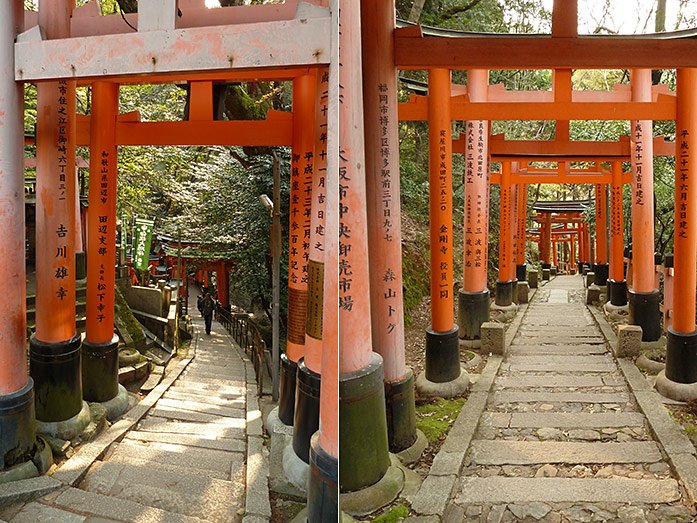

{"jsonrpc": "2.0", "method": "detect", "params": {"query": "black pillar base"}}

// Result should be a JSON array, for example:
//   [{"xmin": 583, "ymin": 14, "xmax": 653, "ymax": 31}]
[
  {"xmin": 458, "ymin": 289, "xmax": 490, "ymax": 342},
  {"xmin": 384, "ymin": 369, "xmax": 417, "ymax": 453},
  {"xmin": 593, "ymin": 264, "xmax": 609, "ymax": 287},
  {"xmin": 541, "ymin": 262, "xmax": 551, "ymax": 270},
  {"xmin": 577, "ymin": 261, "xmax": 584, "ymax": 274},
  {"xmin": 278, "ymin": 353, "xmax": 297, "ymax": 426},
  {"xmin": 0, "ymin": 379, "xmax": 36, "ymax": 470},
  {"xmin": 339, "ymin": 353, "xmax": 390, "ymax": 492},
  {"xmin": 292, "ymin": 359, "xmax": 321, "ymax": 464},
  {"xmin": 82, "ymin": 335, "xmax": 119, "ymax": 403},
  {"xmin": 495, "ymin": 280, "xmax": 514, "ymax": 307},
  {"xmin": 665, "ymin": 329, "xmax": 697, "ymax": 384},
  {"xmin": 628, "ymin": 289, "xmax": 662, "ymax": 342},
  {"xmin": 607, "ymin": 279, "xmax": 628, "ymax": 306},
  {"xmin": 516, "ymin": 264, "xmax": 527, "ymax": 282},
  {"xmin": 307, "ymin": 432, "xmax": 338, "ymax": 522},
  {"xmin": 30, "ymin": 334, "xmax": 82, "ymax": 423},
  {"xmin": 425, "ymin": 326, "xmax": 460, "ymax": 383},
  {"xmin": 75, "ymin": 252, "xmax": 87, "ymax": 281}
]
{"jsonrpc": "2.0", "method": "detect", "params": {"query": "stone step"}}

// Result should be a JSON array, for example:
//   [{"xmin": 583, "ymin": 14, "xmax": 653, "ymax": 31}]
[
  {"xmin": 137, "ymin": 418, "xmax": 245, "ymax": 439},
  {"xmin": 81, "ymin": 460, "xmax": 243, "ymax": 521},
  {"xmin": 491, "ymin": 391, "xmax": 630, "ymax": 405},
  {"xmin": 169, "ymin": 384, "xmax": 245, "ymax": 399},
  {"xmin": 149, "ymin": 405, "xmax": 246, "ymax": 425},
  {"xmin": 156, "ymin": 397, "xmax": 245, "ymax": 419},
  {"xmin": 470, "ymin": 440, "xmax": 662, "ymax": 465},
  {"xmin": 504, "ymin": 363, "xmax": 616, "ymax": 373},
  {"xmin": 507, "ymin": 355, "xmax": 612, "ymax": 364},
  {"xmin": 173, "ymin": 379, "xmax": 246, "ymax": 392},
  {"xmin": 454, "ymin": 477, "xmax": 680, "ymax": 504},
  {"xmin": 519, "ymin": 326, "xmax": 599, "ymax": 333},
  {"xmin": 110, "ymin": 439, "xmax": 242, "ymax": 478},
  {"xmin": 47, "ymin": 487, "xmax": 206, "ymax": 523},
  {"xmin": 163, "ymin": 390, "xmax": 245, "ymax": 408},
  {"xmin": 509, "ymin": 345, "xmax": 607, "ymax": 355},
  {"xmin": 515, "ymin": 336, "xmax": 605, "ymax": 344},
  {"xmin": 495, "ymin": 375, "xmax": 606, "ymax": 388},
  {"xmin": 483, "ymin": 411, "xmax": 645, "ymax": 429},
  {"xmin": 182, "ymin": 371, "xmax": 247, "ymax": 383},
  {"xmin": 126, "ymin": 430, "xmax": 246, "ymax": 453}
]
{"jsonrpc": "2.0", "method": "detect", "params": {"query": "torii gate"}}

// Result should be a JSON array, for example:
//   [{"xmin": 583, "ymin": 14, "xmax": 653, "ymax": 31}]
[
  {"xmin": 0, "ymin": 1, "xmax": 337, "ymax": 520},
  {"xmin": 339, "ymin": 0, "xmax": 697, "ymax": 512}
]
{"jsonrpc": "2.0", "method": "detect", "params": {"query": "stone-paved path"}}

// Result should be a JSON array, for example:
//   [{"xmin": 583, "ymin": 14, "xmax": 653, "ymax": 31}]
[
  {"xmin": 2, "ymin": 316, "xmax": 252, "ymax": 523},
  {"xmin": 453, "ymin": 275, "xmax": 694, "ymax": 522}
]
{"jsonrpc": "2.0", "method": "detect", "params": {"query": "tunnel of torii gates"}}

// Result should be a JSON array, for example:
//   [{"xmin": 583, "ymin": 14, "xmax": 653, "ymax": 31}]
[
  {"xmin": 0, "ymin": 0, "xmax": 339, "ymax": 520},
  {"xmin": 336, "ymin": 0, "xmax": 697, "ymax": 508}
]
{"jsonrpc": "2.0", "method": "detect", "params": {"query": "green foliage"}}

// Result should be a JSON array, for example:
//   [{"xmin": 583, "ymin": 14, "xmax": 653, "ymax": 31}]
[
  {"xmin": 372, "ymin": 504, "xmax": 410, "ymax": 523},
  {"xmin": 415, "ymin": 397, "xmax": 466, "ymax": 443}
]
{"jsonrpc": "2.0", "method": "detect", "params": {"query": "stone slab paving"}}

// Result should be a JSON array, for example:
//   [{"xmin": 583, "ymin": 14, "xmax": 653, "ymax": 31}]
[
  {"xmin": 448, "ymin": 275, "xmax": 696, "ymax": 522},
  {"xmin": 3, "ymin": 314, "xmax": 264, "ymax": 523}
]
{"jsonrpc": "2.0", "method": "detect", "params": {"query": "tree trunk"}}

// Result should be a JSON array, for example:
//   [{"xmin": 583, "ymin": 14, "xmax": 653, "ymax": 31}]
[{"xmin": 408, "ymin": 0, "xmax": 427, "ymax": 22}]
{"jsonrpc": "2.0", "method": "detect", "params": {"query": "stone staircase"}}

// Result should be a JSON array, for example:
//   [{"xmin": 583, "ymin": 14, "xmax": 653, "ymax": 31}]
[{"xmin": 452, "ymin": 276, "xmax": 692, "ymax": 522}]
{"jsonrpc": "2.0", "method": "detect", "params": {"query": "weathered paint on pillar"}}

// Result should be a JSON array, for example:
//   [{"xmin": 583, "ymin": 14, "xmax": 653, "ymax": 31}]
[
  {"xmin": 0, "ymin": 0, "xmax": 27, "ymax": 396},
  {"xmin": 35, "ymin": 0, "xmax": 78, "ymax": 344},
  {"xmin": 287, "ymin": 72, "xmax": 315, "ymax": 364},
  {"xmin": 630, "ymin": 69, "xmax": 656, "ymax": 293},
  {"xmin": 595, "ymin": 184, "xmax": 608, "ymax": 264},
  {"xmin": 672, "ymin": 69, "xmax": 697, "ymax": 335},
  {"xmin": 362, "ymin": 0, "xmax": 406, "ymax": 384},
  {"xmin": 498, "ymin": 162, "xmax": 512, "ymax": 282},
  {"xmin": 304, "ymin": 67, "xmax": 329, "ymax": 374},
  {"xmin": 428, "ymin": 68, "xmax": 454, "ymax": 332},
  {"xmin": 85, "ymin": 82, "xmax": 118, "ymax": 344},
  {"xmin": 463, "ymin": 69, "xmax": 490, "ymax": 293},
  {"xmin": 339, "ymin": 0, "xmax": 390, "ymax": 494}
]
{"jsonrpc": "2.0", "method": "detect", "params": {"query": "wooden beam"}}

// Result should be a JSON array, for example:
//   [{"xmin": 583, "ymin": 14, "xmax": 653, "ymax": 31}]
[
  {"xmin": 399, "ymin": 95, "xmax": 676, "ymax": 121},
  {"xmin": 395, "ymin": 32, "xmax": 697, "ymax": 69},
  {"xmin": 15, "ymin": 16, "xmax": 330, "ymax": 81}
]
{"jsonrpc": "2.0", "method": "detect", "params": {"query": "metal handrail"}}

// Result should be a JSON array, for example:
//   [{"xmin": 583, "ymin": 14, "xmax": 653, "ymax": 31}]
[{"xmin": 215, "ymin": 306, "xmax": 266, "ymax": 397}]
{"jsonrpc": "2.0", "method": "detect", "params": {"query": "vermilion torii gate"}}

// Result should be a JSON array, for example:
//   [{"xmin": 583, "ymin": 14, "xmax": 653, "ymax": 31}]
[
  {"xmin": 0, "ymin": 1, "xmax": 337, "ymax": 520},
  {"xmin": 339, "ymin": 0, "xmax": 697, "ymax": 511}
]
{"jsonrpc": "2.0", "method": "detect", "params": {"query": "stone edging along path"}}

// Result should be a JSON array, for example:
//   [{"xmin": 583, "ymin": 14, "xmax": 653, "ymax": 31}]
[
  {"xmin": 586, "ymin": 304, "xmax": 697, "ymax": 506},
  {"xmin": 409, "ymin": 293, "xmax": 531, "ymax": 517}
]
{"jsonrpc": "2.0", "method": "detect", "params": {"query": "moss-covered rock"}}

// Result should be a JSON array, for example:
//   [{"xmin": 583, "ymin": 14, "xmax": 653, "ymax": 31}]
[{"xmin": 115, "ymin": 285, "xmax": 146, "ymax": 349}]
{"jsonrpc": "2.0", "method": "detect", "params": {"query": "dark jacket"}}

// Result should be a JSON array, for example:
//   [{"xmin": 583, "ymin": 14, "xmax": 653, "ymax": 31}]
[{"xmin": 201, "ymin": 297, "xmax": 215, "ymax": 317}]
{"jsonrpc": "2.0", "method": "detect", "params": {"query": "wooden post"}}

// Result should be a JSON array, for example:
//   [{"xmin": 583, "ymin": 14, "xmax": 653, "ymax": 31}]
[
  {"xmin": 361, "ymin": 0, "xmax": 417, "ymax": 453},
  {"xmin": 422, "ymin": 67, "xmax": 461, "ymax": 383},
  {"xmin": 629, "ymin": 69, "xmax": 661, "ymax": 341},
  {"xmin": 0, "ymin": 0, "xmax": 35, "ymax": 470},
  {"xmin": 658, "ymin": 68, "xmax": 697, "ymax": 398},
  {"xmin": 82, "ymin": 81, "xmax": 123, "ymax": 412},
  {"xmin": 279, "ymin": 71, "xmax": 316, "ymax": 426},
  {"xmin": 30, "ymin": 0, "xmax": 87, "ymax": 435},
  {"xmin": 459, "ymin": 68, "xmax": 490, "ymax": 344},
  {"xmin": 608, "ymin": 161, "xmax": 627, "ymax": 305},
  {"xmin": 496, "ymin": 161, "xmax": 514, "ymax": 306},
  {"xmin": 593, "ymin": 183, "xmax": 609, "ymax": 286},
  {"xmin": 515, "ymin": 184, "xmax": 527, "ymax": 281},
  {"xmin": 338, "ymin": 0, "xmax": 391, "ymax": 495}
]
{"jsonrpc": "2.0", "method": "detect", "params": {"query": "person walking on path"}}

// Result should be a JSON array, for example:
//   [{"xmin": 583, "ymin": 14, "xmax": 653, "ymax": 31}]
[{"xmin": 201, "ymin": 292, "xmax": 215, "ymax": 335}]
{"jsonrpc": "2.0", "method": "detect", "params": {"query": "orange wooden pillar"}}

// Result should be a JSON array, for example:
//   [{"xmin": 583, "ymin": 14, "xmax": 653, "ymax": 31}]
[
  {"xmin": 361, "ymin": 0, "xmax": 417, "ymax": 453},
  {"xmin": 0, "ymin": 0, "xmax": 36, "ymax": 470},
  {"xmin": 30, "ymin": 0, "xmax": 88, "ymax": 437},
  {"xmin": 278, "ymin": 71, "xmax": 315, "ymax": 427},
  {"xmin": 629, "ymin": 69, "xmax": 661, "ymax": 341},
  {"xmin": 593, "ymin": 183, "xmax": 609, "ymax": 286},
  {"xmin": 608, "ymin": 162, "xmax": 628, "ymax": 305},
  {"xmin": 569, "ymin": 231, "xmax": 576, "ymax": 273},
  {"xmin": 541, "ymin": 213, "xmax": 552, "ymax": 279},
  {"xmin": 292, "ymin": 67, "xmax": 328, "ymax": 466},
  {"xmin": 419, "ymin": 66, "xmax": 462, "ymax": 385},
  {"xmin": 217, "ymin": 261, "xmax": 230, "ymax": 309},
  {"xmin": 658, "ymin": 68, "xmax": 697, "ymax": 398},
  {"xmin": 515, "ymin": 184, "xmax": 527, "ymax": 281},
  {"xmin": 307, "ymin": 6, "xmax": 337, "ymax": 515},
  {"xmin": 459, "ymin": 68, "xmax": 490, "ymax": 345},
  {"xmin": 552, "ymin": 240, "xmax": 558, "ymax": 267},
  {"xmin": 496, "ymin": 162, "xmax": 514, "ymax": 306},
  {"xmin": 82, "ymin": 82, "xmax": 124, "ymax": 416},
  {"xmin": 339, "ymin": 0, "xmax": 391, "ymax": 497}
]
